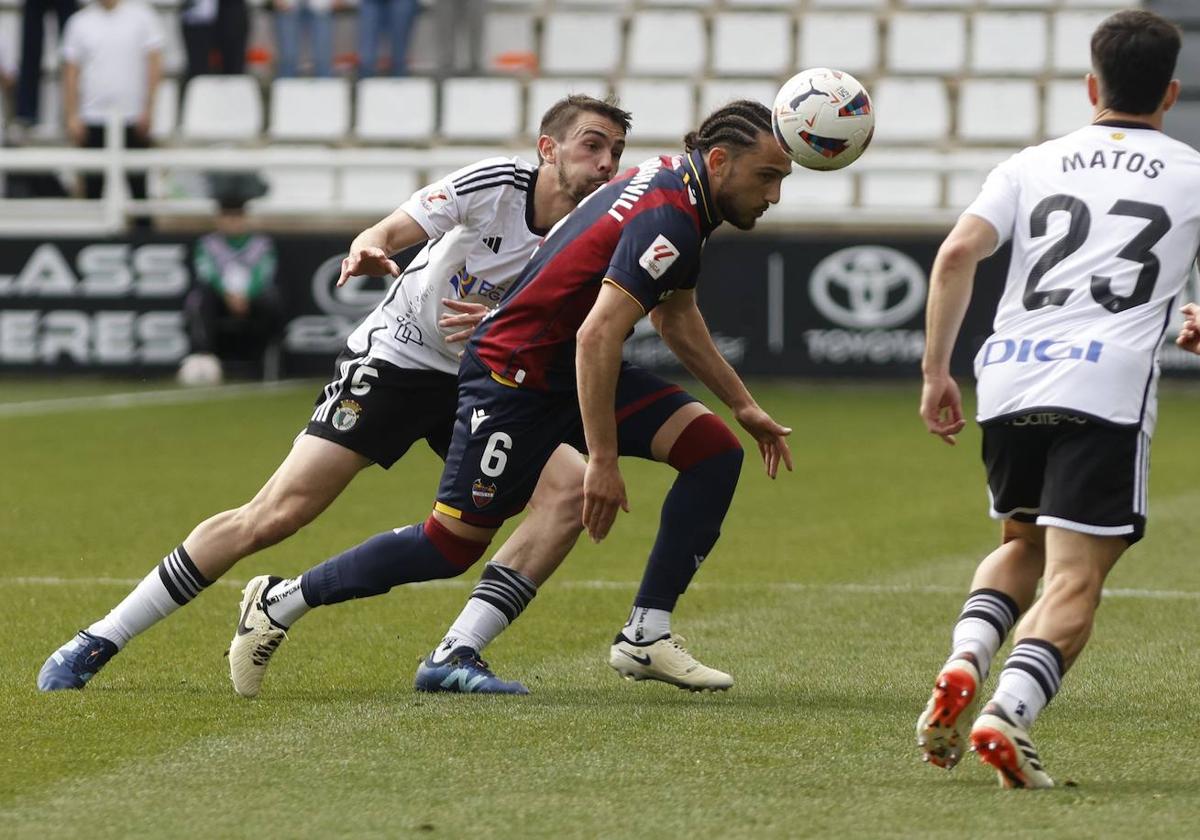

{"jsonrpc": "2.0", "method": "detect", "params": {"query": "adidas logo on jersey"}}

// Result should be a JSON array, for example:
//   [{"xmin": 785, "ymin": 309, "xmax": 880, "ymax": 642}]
[{"xmin": 482, "ymin": 236, "xmax": 503, "ymax": 254}]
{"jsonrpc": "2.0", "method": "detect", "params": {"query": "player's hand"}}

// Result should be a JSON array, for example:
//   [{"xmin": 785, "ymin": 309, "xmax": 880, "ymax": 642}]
[
  {"xmin": 1176, "ymin": 302, "xmax": 1200, "ymax": 355},
  {"xmin": 582, "ymin": 457, "xmax": 629, "ymax": 543},
  {"xmin": 338, "ymin": 247, "xmax": 400, "ymax": 287},
  {"xmin": 439, "ymin": 299, "xmax": 491, "ymax": 343},
  {"xmin": 733, "ymin": 404, "xmax": 793, "ymax": 479},
  {"xmin": 224, "ymin": 292, "xmax": 250, "ymax": 318},
  {"xmin": 920, "ymin": 373, "xmax": 965, "ymax": 446}
]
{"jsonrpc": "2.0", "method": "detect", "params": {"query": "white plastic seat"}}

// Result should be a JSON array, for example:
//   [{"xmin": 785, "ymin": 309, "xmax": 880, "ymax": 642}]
[
  {"xmin": 948, "ymin": 170, "xmax": 987, "ymax": 211},
  {"xmin": 887, "ymin": 13, "xmax": 966, "ymax": 74},
  {"xmin": 627, "ymin": 12, "xmax": 705, "ymax": 76},
  {"xmin": 339, "ymin": 168, "xmax": 420, "ymax": 215},
  {"xmin": 354, "ymin": 77, "xmax": 436, "ymax": 143},
  {"xmin": 269, "ymin": 78, "xmax": 350, "ymax": 142},
  {"xmin": 870, "ymin": 77, "xmax": 949, "ymax": 144},
  {"xmin": 525, "ymin": 78, "xmax": 610, "ymax": 137},
  {"xmin": 810, "ymin": 0, "xmax": 886, "ymax": 8},
  {"xmin": 1044, "ymin": 79, "xmax": 1094, "ymax": 139},
  {"xmin": 699, "ymin": 79, "xmax": 780, "ymax": 119},
  {"xmin": 983, "ymin": 0, "xmax": 1053, "ymax": 8},
  {"xmin": 861, "ymin": 172, "xmax": 941, "ymax": 209},
  {"xmin": 157, "ymin": 7, "xmax": 186, "ymax": 75},
  {"xmin": 614, "ymin": 79, "xmax": 694, "ymax": 144},
  {"xmin": 440, "ymin": 77, "xmax": 521, "ymax": 141},
  {"xmin": 1052, "ymin": 11, "xmax": 1110, "ymax": 73},
  {"xmin": 776, "ymin": 170, "xmax": 855, "ymax": 212},
  {"xmin": 181, "ymin": 75, "xmax": 263, "ymax": 141},
  {"xmin": 251, "ymin": 169, "xmax": 337, "ymax": 213},
  {"xmin": 971, "ymin": 13, "xmax": 1047, "ymax": 74},
  {"xmin": 541, "ymin": 12, "xmax": 622, "ymax": 75},
  {"xmin": 482, "ymin": 11, "xmax": 535, "ymax": 73},
  {"xmin": 798, "ymin": 13, "xmax": 878, "ymax": 76},
  {"xmin": 711, "ymin": 13, "xmax": 792, "ymax": 77},
  {"xmin": 958, "ymin": 79, "xmax": 1038, "ymax": 143}
]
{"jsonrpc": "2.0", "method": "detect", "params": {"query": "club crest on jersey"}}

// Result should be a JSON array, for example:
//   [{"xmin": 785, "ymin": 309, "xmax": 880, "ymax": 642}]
[
  {"xmin": 419, "ymin": 186, "xmax": 450, "ymax": 212},
  {"xmin": 471, "ymin": 479, "xmax": 497, "ymax": 508},
  {"xmin": 450, "ymin": 269, "xmax": 505, "ymax": 302},
  {"xmin": 638, "ymin": 235, "xmax": 680, "ymax": 280},
  {"xmin": 331, "ymin": 400, "xmax": 362, "ymax": 431}
]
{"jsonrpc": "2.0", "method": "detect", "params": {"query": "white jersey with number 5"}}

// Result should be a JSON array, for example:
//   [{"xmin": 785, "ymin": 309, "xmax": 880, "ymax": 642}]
[
  {"xmin": 344, "ymin": 156, "xmax": 547, "ymax": 374},
  {"xmin": 967, "ymin": 122, "xmax": 1200, "ymax": 432}
]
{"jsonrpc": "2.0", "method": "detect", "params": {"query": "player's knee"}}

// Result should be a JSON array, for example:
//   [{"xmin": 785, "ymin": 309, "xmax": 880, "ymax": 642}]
[
  {"xmin": 423, "ymin": 515, "xmax": 489, "ymax": 576},
  {"xmin": 667, "ymin": 413, "xmax": 744, "ymax": 477},
  {"xmin": 530, "ymin": 467, "xmax": 586, "ymax": 527}
]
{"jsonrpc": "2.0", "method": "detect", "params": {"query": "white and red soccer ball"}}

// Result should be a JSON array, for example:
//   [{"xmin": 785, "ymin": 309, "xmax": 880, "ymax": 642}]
[{"xmin": 772, "ymin": 68, "xmax": 875, "ymax": 171}]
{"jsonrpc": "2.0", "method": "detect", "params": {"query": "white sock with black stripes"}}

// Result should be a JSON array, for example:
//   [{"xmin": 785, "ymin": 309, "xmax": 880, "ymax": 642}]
[
  {"xmin": 947, "ymin": 588, "xmax": 1020, "ymax": 679},
  {"xmin": 430, "ymin": 561, "xmax": 538, "ymax": 663},
  {"xmin": 86, "ymin": 546, "xmax": 211, "ymax": 649},
  {"xmin": 990, "ymin": 638, "xmax": 1065, "ymax": 730}
]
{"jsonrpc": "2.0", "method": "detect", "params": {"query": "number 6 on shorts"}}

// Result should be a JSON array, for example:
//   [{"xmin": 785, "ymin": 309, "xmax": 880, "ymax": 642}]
[{"xmin": 480, "ymin": 432, "xmax": 513, "ymax": 477}]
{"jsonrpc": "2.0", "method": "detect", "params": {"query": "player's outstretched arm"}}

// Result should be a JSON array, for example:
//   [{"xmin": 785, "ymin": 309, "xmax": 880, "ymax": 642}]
[
  {"xmin": 651, "ymin": 291, "xmax": 793, "ymax": 478},
  {"xmin": 921, "ymin": 214, "xmax": 998, "ymax": 446},
  {"xmin": 576, "ymin": 283, "xmax": 643, "ymax": 542},
  {"xmin": 337, "ymin": 208, "xmax": 430, "ymax": 287},
  {"xmin": 1175, "ymin": 301, "xmax": 1200, "ymax": 355}
]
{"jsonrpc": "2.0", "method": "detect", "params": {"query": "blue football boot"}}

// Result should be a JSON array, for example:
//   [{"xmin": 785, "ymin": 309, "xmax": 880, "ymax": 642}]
[
  {"xmin": 414, "ymin": 645, "xmax": 529, "ymax": 695},
  {"xmin": 38, "ymin": 631, "xmax": 119, "ymax": 691}
]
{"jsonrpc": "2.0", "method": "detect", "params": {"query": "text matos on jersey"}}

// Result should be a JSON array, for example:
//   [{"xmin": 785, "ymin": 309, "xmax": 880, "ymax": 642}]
[
  {"xmin": 345, "ymin": 156, "xmax": 550, "ymax": 375},
  {"xmin": 965, "ymin": 122, "xmax": 1200, "ymax": 431},
  {"xmin": 468, "ymin": 150, "xmax": 722, "ymax": 392}
]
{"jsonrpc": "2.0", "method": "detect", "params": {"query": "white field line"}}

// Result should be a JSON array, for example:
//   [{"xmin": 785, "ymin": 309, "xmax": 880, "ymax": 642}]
[
  {"xmin": 5, "ymin": 576, "xmax": 1198, "ymax": 601},
  {"xmin": 0, "ymin": 380, "xmax": 314, "ymax": 418}
]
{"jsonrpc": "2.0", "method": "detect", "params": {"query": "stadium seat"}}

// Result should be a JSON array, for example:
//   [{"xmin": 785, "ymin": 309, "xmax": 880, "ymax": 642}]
[
  {"xmin": 809, "ymin": 0, "xmax": 886, "ymax": 8},
  {"xmin": 441, "ymin": 78, "xmax": 522, "ymax": 141},
  {"xmin": 626, "ymin": 12, "xmax": 706, "ymax": 76},
  {"xmin": 482, "ymin": 11, "xmax": 536, "ymax": 73},
  {"xmin": 870, "ymin": 77, "xmax": 949, "ymax": 144},
  {"xmin": 887, "ymin": 13, "xmax": 967, "ymax": 74},
  {"xmin": 613, "ymin": 79, "xmax": 694, "ymax": 144},
  {"xmin": 269, "ymin": 78, "xmax": 351, "ymax": 142},
  {"xmin": 1052, "ymin": 11, "xmax": 1110, "ymax": 73},
  {"xmin": 252, "ymin": 167, "xmax": 337, "ymax": 213},
  {"xmin": 541, "ymin": 12, "xmax": 622, "ymax": 75},
  {"xmin": 983, "ymin": 0, "xmax": 1053, "ymax": 7},
  {"xmin": 354, "ymin": 77, "xmax": 436, "ymax": 143},
  {"xmin": 181, "ymin": 75, "xmax": 263, "ymax": 142},
  {"xmin": 724, "ymin": 0, "xmax": 794, "ymax": 6},
  {"xmin": 776, "ymin": 169, "xmax": 854, "ymax": 211},
  {"xmin": 861, "ymin": 172, "xmax": 941, "ymax": 209},
  {"xmin": 958, "ymin": 80, "xmax": 1038, "ymax": 143},
  {"xmin": 1044, "ymin": 79, "xmax": 1094, "ymax": 139},
  {"xmin": 948, "ymin": 170, "xmax": 987, "ymax": 211},
  {"xmin": 151, "ymin": 78, "xmax": 178, "ymax": 141},
  {"xmin": 711, "ymin": 13, "xmax": 792, "ymax": 77},
  {"xmin": 157, "ymin": 7, "xmax": 186, "ymax": 76},
  {"xmin": 339, "ymin": 168, "xmax": 420, "ymax": 215},
  {"xmin": 699, "ymin": 79, "xmax": 780, "ymax": 118},
  {"xmin": 524, "ymin": 77, "xmax": 610, "ymax": 137},
  {"xmin": 32, "ymin": 77, "xmax": 62, "ymax": 140},
  {"xmin": 971, "ymin": 13, "xmax": 1047, "ymax": 74},
  {"xmin": 797, "ymin": 13, "xmax": 878, "ymax": 76}
]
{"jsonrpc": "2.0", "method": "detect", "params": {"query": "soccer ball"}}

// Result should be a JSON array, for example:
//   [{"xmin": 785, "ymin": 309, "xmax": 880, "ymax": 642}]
[
  {"xmin": 772, "ymin": 68, "xmax": 874, "ymax": 171},
  {"xmin": 177, "ymin": 353, "xmax": 223, "ymax": 387}
]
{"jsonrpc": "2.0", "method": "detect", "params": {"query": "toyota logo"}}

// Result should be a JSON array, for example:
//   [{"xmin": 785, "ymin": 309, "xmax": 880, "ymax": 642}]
[
  {"xmin": 311, "ymin": 253, "xmax": 390, "ymax": 317},
  {"xmin": 809, "ymin": 246, "xmax": 927, "ymax": 329}
]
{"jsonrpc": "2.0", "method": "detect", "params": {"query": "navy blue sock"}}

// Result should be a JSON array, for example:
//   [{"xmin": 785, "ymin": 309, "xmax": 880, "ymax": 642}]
[
  {"xmin": 301, "ymin": 517, "xmax": 487, "ymax": 607},
  {"xmin": 633, "ymin": 446, "xmax": 743, "ymax": 611}
]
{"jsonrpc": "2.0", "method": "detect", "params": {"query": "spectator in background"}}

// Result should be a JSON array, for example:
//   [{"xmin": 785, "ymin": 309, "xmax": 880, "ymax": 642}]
[
  {"xmin": 14, "ymin": 0, "xmax": 78, "ymax": 132},
  {"xmin": 182, "ymin": 172, "xmax": 284, "ymax": 383},
  {"xmin": 61, "ymin": 0, "xmax": 163, "ymax": 203},
  {"xmin": 433, "ymin": 0, "xmax": 483, "ymax": 76},
  {"xmin": 273, "ymin": 0, "xmax": 334, "ymax": 78},
  {"xmin": 181, "ymin": 0, "xmax": 249, "ymax": 81},
  {"xmin": 357, "ymin": 0, "xmax": 419, "ymax": 77}
]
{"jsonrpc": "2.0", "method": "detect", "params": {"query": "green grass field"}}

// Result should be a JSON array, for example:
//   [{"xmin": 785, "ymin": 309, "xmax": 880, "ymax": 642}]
[{"xmin": 3, "ymin": 377, "xmax": 1199, "ymax": 839}]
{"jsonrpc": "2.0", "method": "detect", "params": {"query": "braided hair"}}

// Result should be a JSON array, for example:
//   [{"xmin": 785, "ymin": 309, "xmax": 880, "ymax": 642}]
[{"xmin": 683, "ymin": 100, "xmax": 773, "ymax": 155}]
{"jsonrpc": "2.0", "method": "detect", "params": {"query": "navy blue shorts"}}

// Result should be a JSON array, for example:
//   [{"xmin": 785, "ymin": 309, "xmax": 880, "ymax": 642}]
[{"xmin": 434, "ymin": 353, "xmax": 698, "ymax": 526}]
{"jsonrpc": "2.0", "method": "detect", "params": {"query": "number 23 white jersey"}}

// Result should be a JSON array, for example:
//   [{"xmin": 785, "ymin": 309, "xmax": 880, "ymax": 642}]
[{"xmin": 967, "ymin": 123, "xmax": 1200, "ymax": 432}]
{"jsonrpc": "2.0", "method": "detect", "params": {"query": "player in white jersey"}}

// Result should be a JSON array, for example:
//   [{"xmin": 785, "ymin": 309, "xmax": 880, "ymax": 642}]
[
  {"xmin": 914, "ymin": 10, "xmax": 1198, "ymax": 788},
  {"xmin": 37, "ymin": 95, "xmax": 631, "ymax": 695}
]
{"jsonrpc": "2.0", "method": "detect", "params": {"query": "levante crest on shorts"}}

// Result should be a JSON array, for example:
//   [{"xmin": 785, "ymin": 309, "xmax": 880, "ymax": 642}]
[
  {"xmin": 472, "ymin": 479, "xmax": 497, "ymax": 508},
  {"xmin": 331, "ymin": 399, "xmax": 362, "ymax": 431}
]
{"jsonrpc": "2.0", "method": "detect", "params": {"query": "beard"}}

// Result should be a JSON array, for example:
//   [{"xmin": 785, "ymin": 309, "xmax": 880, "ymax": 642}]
[
  {"xmin": 716, "ymin": 192, "xmax": 761, "ymax": 230},
  {"xmin": 557, "ymin": 160, "xmax": 596, "ymax": 203}
]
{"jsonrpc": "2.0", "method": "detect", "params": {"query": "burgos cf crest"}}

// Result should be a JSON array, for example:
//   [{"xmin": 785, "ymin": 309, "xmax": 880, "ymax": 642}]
[
  {"xmin": 471, "ymin": 479, "xmax": 497, "ymax": 508},
  {"xmin": 331, "ymin": 399, "xmax": 362, "ymax": 431}
]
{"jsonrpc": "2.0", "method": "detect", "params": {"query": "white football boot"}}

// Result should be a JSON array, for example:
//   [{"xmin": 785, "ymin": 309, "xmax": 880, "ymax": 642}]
[
  {"xmin": 608, "ymin": 634, "xmax": 733, "ymax": 692},
  {"xmin": 228, "ymin": 575, "xmax": 288, "ymax": 698},
  {"xmin": 916, "ymin": 657, "xmax": 981, "ymax": 769},
  {"xmin": 970, "ymin": 706, "xmax": 1055, "ymax": 789}
]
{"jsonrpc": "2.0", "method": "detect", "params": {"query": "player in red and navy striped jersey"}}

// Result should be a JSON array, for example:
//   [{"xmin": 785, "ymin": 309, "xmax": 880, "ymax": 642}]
[{"xmin": 257, "ymin": 102, "xmax": 796, "ymax": 691}]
